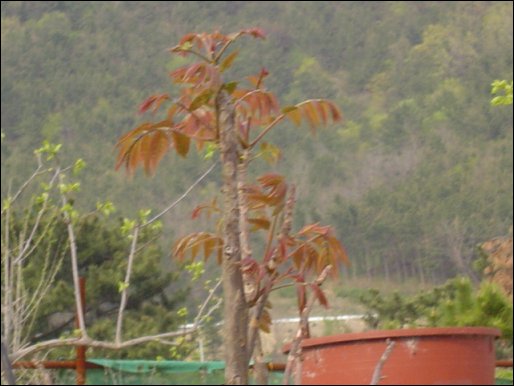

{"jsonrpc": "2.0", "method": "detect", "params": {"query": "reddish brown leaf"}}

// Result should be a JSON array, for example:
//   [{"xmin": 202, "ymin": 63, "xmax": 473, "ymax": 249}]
[
  {"xmin": 246, "ymin": 75, "xmax": 260, "ymax": 88},
  {"xmin": 259, "ymin": 67, "xmax": 269, "ymax": 78},
  {"xmin": 278, "ymin": 238, "xmax": 288, "ymax": 261},
  {"xmin": 243, "ymin": 28, "xmax": 266, "ymax": 39},
  {"xmin": 191, "ymin": 198, "xmax": 219, "ymax": 220},
  {"xmin": 328, "ymin": 235, "xmax": 350, "ymax": 267},
  {"xmin": 144, "ymin": 130, "xmax": 170, "ymax": 175},
  {"xmin": 248, "ymin": 218, "xmax": 271, "ymax": 231},
  {"xmin": 297, "ymin": 285, "xmax": 306, "ymax": 312},
  {"xmin": 167, "ymin": 104, "xmax": 179, "ymax": 121},
  {"xmin": 173, "ymin": 232, "xmax": 224, "ymax": 263},
  {"xmin": 327, "ymin": 101, "xmax": 343, "ymax": 122},
  {"xmin": 174, "ymin": 234, "xmax": 194, "ymax": 261},
  {"xmin": 172, "ymin": 131, "xmax": 190, "ymax": 157},
  {"xmin": 190, "ymin": 234, "xmax": 204, "ymax": 259},
  {"xmin": 203, "ymin": 237, "xmax": 218, "ymax": 261},
  {"xmin": 314, "ymin": 100, "xmax": 328, "ymax": 125},
  {"xmin": 139, "ymin": 94, "xmax": 169, "ymax": 114},
  {"xmin": 258, "ymin": 316, "xmax": 271, "ymax": 333},
  {"xmin": 231, "ymin": 88, "xmax": 251, "ymax": 99},
  {"xmin": 178, "ymin": 33, "xmax": 197, "ymax": 46},
  {"xmin": 297, "ymin": 223, "xmax": 321, "ymax": 236},
  {"xmin": 310, "ymin": 283, "xmax": 329, "ymax": 308},
  {"xmin": 139, "ymin": 96, "xmax": 157, "ymax": 114},
  {"xmin": 258, "ymin": 173, "xmax": 284, "ymax": 187},
  {"xmin": 128, "ymin": 138, "xmax": 143, "ymax": 174},
  {"xmin": 284, "ymin": 106, "xmax": 302, "ymax": 126},
  {"xmin": 291, "ymin": 245, "xmax": 306, "ymax": 269},
  {"xmin": 302, "ymin": 101, "xmax": 320, "ymax": 131}
]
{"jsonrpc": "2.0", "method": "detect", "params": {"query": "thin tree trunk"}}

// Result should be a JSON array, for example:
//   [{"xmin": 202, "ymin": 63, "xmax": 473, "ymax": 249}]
[{"xmin": 217, "ymin": 91, "xmax": 248, "ymax": 385}]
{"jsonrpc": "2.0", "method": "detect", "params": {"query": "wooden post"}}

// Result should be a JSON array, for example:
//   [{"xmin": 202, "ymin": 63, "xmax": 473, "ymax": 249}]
[{"xmin": 76, "ymin": 277, "xmax": 86, "ymax": 385}]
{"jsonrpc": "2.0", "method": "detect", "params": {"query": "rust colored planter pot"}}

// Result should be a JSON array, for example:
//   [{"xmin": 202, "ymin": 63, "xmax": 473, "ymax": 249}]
[{"xmin": 284, "ymin": 327, "xmax": 500, "ymax": 385}]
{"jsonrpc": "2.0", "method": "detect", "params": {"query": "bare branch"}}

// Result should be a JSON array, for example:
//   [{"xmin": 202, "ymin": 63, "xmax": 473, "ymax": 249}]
[
  {"xmin": 193, "ymin": 279, "xmax": 222, "ymax": 327},
  {"xmin": 1, "ymin": 154, "xmax": 44, "ymax": 216},
  {"xmin": 115, "ymin": 225, "xmax": 140, "ymax": 344},
  {"xmin": 14, "ymin": 168, "xmax": 61, "ymax": 265},
  {"xmin": 11, "ymin": 280, "xmax": 222, "ymax": 363},
  {"xmin": 370, "ymin": 339, "xmax": 396, "ymax": 385},
  {"xmin": 169, "ymin": 47, "xmax": 212, "ymax": 63},
  {"xmin": 283, "ymin": 265, "xmax": 332, "ymax": 385},
  {"xmin": 249, "ymin": 114, "xmax": 286, "ymax": 148},
  {"xmin": 12, "ymin": 331, "xmax": 190, "ymax": 363},
  {"xmin": 60, "ymin": 185, "xmax": 88, "ymax": 338},
  {"xmin": 248, "ymin": 186, "xmax": 296, "ymax": 359},
  {"xmin": 214, "ymin": 39, "xmax": 236, "ymax": 63},
  {"xmin": 143, "ymin": 163, "xmax": 217, "ymax": 226}
]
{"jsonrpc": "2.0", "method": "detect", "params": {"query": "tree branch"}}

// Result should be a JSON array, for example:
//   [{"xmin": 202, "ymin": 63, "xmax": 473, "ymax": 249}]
[
  {"xmin": 11, "ymin": 279, "xmax": 222, "ymax": 363},
  {"xmin": 283, "ymin": 265, "xmax": 332, "ymax": 385},
  {"xmin": 247, "ymin": 186, "xmax": 296, "ymax": 359},
  {"xmin": 115, "ymin": 225, "xmax": 140, "ymax": 344},
  {"xmin": 1, "ymin": 154, "xmax": 44, "ymax": 216},
  {"xmin": 59, "ymin": 177, "xmax": 88, "ymax": 338},
  {"xmin": 249, "ymin": 114, "xmax": 286, "ymax": 148},
  {"xmin": 370, "ymin": 339, "xmax": 396, "ymax": 385},
  {"xmin": 143, "ymin": 163, "xmax": 217, "ymax": 227}
]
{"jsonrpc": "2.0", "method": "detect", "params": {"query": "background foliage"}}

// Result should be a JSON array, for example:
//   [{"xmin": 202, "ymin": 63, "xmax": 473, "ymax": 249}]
[{"xmin": 1, "ymin": 0, "xmax": 512, "ymax": 316}]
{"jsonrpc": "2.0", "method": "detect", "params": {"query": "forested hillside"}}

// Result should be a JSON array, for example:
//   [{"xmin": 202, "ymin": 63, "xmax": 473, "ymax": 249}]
[{"xmin": 1, "ymin": 1, "xmax": 512, "ymax": 283}]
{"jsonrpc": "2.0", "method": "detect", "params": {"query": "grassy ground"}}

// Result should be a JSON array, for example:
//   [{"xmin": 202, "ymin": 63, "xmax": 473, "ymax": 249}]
[{"xmin": 495, "ymin": 368, "xmax": 513, "ymax": 385}]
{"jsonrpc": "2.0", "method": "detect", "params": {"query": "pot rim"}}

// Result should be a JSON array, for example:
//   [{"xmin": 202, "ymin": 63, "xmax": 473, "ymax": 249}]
[{"xmin": 283, "ymin": 326, "xmax": 501, "ymax": 353}]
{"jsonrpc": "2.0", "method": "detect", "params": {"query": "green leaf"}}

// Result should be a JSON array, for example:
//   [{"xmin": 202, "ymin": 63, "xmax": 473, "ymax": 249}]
[
  {"xmin": 73, "ymin": 159, "xmax": 86, "ymax": 175},
  {"xmin": 220, "ymin": 50, "xmax": 238, "ymax": 72},
  {"xmin": 223, "ymin": 81, "xmax": 238, "ymax": 95},
  {"xmin": 203, "ymin": 142, "xmax": 218, "ymax": 160},
  {"xmin": 259, "ymin": 142, "xmax": 281, "ymax": 165},
  {"xmin": 2, "ymin": 197, "xmax": 12, "ymax": 211},
  {"xmin": 189, "ymin": 90, "xmax": 213, "ymax": 111},
  {"xmin": 177, "ymin": 307, "xmax": 188, "ymax": 317},
  {"xmin": 96, "ymin": 201, "xmax": 116, "ymax": 216},
  {"xmin": 118, "ymin": 281, "xmax": 129, "ymax": 293},
  {"xmin": 59, "ymin": 182, "xmax": 80, "ymax": 194},
  {"xmin": 281, "ymin": 105, "xmax": 298, "ymax": 114},
  {"xmin": 172, "ymin": 131, "xmax": 190, "ymax": 158},
  {"xmin": 139, "ymin": 208, "xmax": 152, "ymax": 222},
  {"xmin": 35, "ymin": 193, "xmax": 49, "ymax": 205},
  {"xmin": 120, "ymin": 218, "xmax": 136, "ymax": 235},
  {"xmin": 150, "ymin": 220, "xmax": 163, "ymax": 232},
  {"xmin": 36, "ymin": 140, "xmax": 62, "ymax": 160}
]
